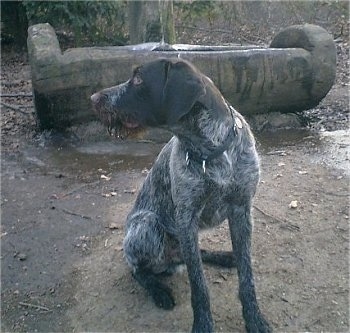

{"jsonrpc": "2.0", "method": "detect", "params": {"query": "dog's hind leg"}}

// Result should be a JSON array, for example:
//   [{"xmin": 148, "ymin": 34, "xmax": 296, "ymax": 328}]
[
  {"xmin": 200, "ymin": 249, "xmax": 236, "ymax": 268},
  {"xmin": 123, "ymin": 210, "xmax": 176, "ymax": 310},
  {"xmin": 132, "ymin": 268, "xmax": 175, "ymax": 309}
]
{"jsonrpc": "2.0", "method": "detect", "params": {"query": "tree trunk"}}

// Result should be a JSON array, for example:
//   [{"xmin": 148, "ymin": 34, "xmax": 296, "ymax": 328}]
[
  {"xmin": 127, "ymin": 0, "xmax": 175, "ymax": 44},
  {"xmin": 160, "ymin": 0, "xmax": 176, "ymax": 44},
  {"xmin": 127, "ymin": 1, "xmax": 145, "ymax": 44}
]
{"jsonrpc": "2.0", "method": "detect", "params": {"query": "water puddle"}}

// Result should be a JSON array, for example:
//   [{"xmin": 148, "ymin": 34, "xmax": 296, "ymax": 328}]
[
  {"xmin": 14, "ymin": 137, "xmax": 163, "ymax": 180},
  {"xmin": 256, "ymin": 129, "xmax": 312, "ymax": 151},
  {"xmin": 257, "ymin": 128, "xmax": 350, "ymax": 175},
  {"xmin": 8, "ymin": 128, "xmax": 349, "ymax": 179},
  {"xmin": 316, "ymin": 129, "xmax": 350, "ymax": 175}
]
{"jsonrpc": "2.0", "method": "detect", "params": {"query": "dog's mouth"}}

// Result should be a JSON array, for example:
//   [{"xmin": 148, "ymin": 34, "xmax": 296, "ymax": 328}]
[
  {"xmin": 97, "ymin": 109, "xmax": 141, "ymax": 139},
  {"xmin": 114, "ymin": 120, "xmax": 143, "ymax": 139},
  {"xmin": 91, "ymin": 93, "xmax": 142, "ymax": 139},
  {"xmin": 101, "ymin": 115, "xmax": 141, "ymax": 139}
]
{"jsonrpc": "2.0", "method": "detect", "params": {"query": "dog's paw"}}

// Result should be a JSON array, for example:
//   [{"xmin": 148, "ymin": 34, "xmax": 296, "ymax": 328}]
[
  {"xmin": 245, "ymin": 313, "xmax": 272, "ymax": 333},
  {"xmin": 151, "ymin": 284, "xmax": 176, "ymax": 310}
]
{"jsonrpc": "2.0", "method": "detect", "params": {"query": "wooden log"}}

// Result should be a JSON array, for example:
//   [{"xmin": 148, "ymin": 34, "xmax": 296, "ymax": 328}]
[{"xmin": 27, "ymin": 23, "xmax": 336, "ymax": 131}]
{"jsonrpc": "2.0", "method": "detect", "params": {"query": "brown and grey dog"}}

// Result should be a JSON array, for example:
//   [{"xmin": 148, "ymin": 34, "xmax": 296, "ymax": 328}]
[{"xmin": 91, "ymin": 58, "xmax": 271, "ymax": 333}]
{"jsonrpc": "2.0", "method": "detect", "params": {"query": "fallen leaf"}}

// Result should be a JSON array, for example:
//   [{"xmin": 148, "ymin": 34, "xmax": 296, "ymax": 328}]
[
  {"xmin": 17, "ymin": 253, "xmax": 27, "ymax": 261},
  {"xmin": 141, "ymin": 168, "xmax": 150, "ymax": 175},
  {"xmin": 213, "ymin": 279, "xmax": 223, "ymax": 284},
  {"xmin": 298, "ymin": 170, "xmax": 308, "ymax": 175},
  {"xmin": 289, "ymin": 200, "xmax": 298, "ymax": 209},
  {"xmin": 108, "ymin": 222, "xmax": 119, "ymax": 229},
  {"xmin": 124, "ymin": 189, "xmax": 136, "ymax": 194}
]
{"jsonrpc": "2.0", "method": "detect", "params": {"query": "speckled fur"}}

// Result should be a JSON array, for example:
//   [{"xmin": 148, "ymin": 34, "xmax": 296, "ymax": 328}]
[{"xmin": 91, "ymin": 58, "xmax": 271, "ymax": 333}]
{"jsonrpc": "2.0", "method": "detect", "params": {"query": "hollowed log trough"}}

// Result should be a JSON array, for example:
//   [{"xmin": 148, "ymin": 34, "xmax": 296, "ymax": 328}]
[{"xmin": 27, "ymin": 23, "xmax": 336, "ymax": 131}]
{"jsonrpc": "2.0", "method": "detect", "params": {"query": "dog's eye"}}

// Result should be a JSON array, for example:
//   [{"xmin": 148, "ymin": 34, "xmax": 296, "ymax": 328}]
[{"xmin": 133, "ymin": 75, "xmax": 143, "ymax": 86}]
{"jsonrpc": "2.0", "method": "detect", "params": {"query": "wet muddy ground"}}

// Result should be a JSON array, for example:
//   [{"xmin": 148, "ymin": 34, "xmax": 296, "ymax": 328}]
[{"xmin": 1, "ymin": 50, "xmax": 349, "ymax": 332}]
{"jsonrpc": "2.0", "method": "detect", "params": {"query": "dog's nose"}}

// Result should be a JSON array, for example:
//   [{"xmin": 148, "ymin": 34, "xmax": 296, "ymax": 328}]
[{"xmin": 90, "ymin": 93, "xmax": 101, "ymax": 104}]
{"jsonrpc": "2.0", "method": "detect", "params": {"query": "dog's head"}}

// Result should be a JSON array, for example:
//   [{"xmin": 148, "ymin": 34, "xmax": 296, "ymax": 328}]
[{"xmin": 91, "ymin": 58, "xmax": 206, "ymax": 136}]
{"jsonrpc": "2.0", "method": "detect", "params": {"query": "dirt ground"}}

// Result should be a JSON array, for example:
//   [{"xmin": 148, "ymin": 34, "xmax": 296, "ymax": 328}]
[{"xmin": 1, "ymin": 46, "xmax": 349, "ymax": 332}]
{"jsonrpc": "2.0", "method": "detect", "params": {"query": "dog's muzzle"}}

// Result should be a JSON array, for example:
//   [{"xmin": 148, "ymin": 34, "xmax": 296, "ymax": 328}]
[{"xmin": 91, "ymin": 90, "xmax": 140, "ymax": 138}]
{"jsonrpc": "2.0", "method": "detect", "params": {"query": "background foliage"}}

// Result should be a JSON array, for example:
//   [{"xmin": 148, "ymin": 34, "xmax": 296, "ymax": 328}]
[
  {"xmin": 23, "ymin": 0, "xmax": 128, "ymax": 47},
  {"xmin": 1, "ymin": 0, "xmax": 349, "ymax": 49}
]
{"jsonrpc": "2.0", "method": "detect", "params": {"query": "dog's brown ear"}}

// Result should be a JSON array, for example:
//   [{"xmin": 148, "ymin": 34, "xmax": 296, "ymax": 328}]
[{"xmin": 162, "ymin": 60, "xmax": 206, "ymax": 125}]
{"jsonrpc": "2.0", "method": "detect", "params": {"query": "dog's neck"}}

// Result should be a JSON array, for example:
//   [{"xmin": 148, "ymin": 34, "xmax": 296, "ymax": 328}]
[
  {"xmin": 185, "ymin": 122, "xmax": 237, "ymax": 166},
  {"xmin": 173, "ymin": 99, "xmax": 239, "ymax": 169},
  {"xmin": 169, "ymin": 74, "xmax": 244, "ymax": 169}
]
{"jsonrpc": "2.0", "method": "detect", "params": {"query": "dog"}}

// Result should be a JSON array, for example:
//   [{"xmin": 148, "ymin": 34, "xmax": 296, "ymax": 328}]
[{"xmin": 91, "ymin": 58, "xmax": 271, "ymax": 333}]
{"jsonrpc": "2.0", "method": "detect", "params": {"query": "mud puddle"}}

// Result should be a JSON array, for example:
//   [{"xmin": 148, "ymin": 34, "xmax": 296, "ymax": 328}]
[{"xmin": 1, "ymin": 130, "xmax": 349, "ymax": 332}]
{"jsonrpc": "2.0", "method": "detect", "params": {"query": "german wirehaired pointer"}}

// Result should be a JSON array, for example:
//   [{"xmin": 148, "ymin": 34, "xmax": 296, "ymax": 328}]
[{"xmin": 91, "ymin": 58, "xmax": 271, "ymax": 333}]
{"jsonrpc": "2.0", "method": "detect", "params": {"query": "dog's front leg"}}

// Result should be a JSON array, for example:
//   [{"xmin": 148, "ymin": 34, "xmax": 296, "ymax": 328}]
[
  {"xmin": 228, "ymin": 203, "xmax": 272, "ymax": 333},
  {"xmin": 176, "ymin": 208, "xmax": 214, "ymax": 333}
]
